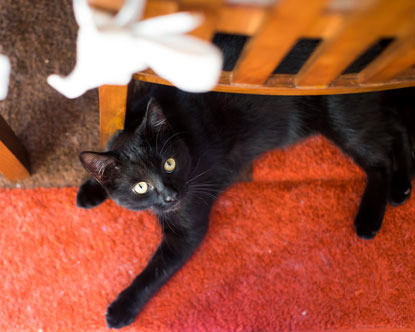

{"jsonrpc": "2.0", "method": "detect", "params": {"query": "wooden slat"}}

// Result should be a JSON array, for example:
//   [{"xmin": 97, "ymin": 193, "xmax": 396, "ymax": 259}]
[
  {"xmin": 88, "ymin": 0, "xmax": 411, "ymax": 39},
  {"xmin": 232, "ymin": 0, "xmax": 328, "ymax": 85},
  {"xmin": 295, "ymin": 0, "xmax": 414, "ymax": 87},
  {"xmin": 216, "ymin": 5, "xmax": 267, "ymax": 36},
  {"xmin": 143, "ymin": 0, "xmax": 178, "ymax": 18},
  {"xmin": 0, "ymin": 115, "xmax": 30, "ymax": 181},
  {"xmin": 305, "ymin": 12, "xmax": 345, "ymax": 39},
  {"xmin": 134, "ymin": 68, "xmax": 415, "ymax": 95},
  {"xmin": 99, "ymin": 85, "xmax": 127, "ymax": 148},
  {"xmin": 305, "ymin": 9, "xmax": 415, "ymax": 38},
  {"xmin": 179, "ymin": 0, "xmax": 223, "ymax": 40},
  {"xmin": 218, "ymin": 9, "xmax": 405, "ymax": 39},
  {"xmin": 359, "ymin": 35, "xmax": 415, "ymax": 84}
]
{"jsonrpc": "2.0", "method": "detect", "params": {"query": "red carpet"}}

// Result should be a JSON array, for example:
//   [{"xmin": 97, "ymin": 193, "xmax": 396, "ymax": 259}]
[{"xmin": 1, "ymin": 136, "xmax": 415, "ymax": 332}]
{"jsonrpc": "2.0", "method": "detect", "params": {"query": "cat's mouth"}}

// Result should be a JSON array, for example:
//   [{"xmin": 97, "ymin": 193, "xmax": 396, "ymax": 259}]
[{"xmin": 153, "ymin": 198, "xmax": 182, "ymax": 214}]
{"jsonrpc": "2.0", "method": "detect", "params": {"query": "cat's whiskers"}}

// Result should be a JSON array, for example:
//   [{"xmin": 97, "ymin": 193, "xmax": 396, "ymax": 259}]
[
  {"xmin": 188, "ymin": 182, "xmax": 242, "ymax": 203},
  {"xmin": 189, "ymin": 183, "xmax": 220, "ymax": 189},
  {"xmin": 189, "ymin": 192, "xmax": 209, "ymax": 206},
  {"xmin": 189, "ymin": 186, "xmax": 220, "ymax": 195},
  {"xmin": 188, "ymin": 157, "xmax": 202, "ymax": 178},
  {"xmin": 189, "ymin": 188, "xmax": 218, "ymax": 200},
  {"xmin": 163, "ymin": 218, "xmax": 180, "ymax": 235},
  {"xmin": 186, "ymin": 167, "xmax": 214, "ymax": 185},
  {"xmin": 193, "ymin": 192, "xmax": 217, "ymax": 201}
]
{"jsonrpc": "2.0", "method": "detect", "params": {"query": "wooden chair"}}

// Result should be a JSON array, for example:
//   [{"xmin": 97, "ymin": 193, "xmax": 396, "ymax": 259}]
[
  {"xmin": 92, "ymin": 0, "xmax": 415, "ymax": 147},
  {"xmin": 4, "ymin": 0, "xmax": 412, "ymax": 181},
  {"xmin": 0, "ymin": 115, "xmax": 30, "ymax": 181}
]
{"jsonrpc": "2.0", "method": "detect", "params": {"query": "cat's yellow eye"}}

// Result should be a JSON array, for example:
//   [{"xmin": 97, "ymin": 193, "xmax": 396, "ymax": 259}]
[
  {"xmin": 164, "ymin": 158, "xmax": 176, "ymax": 173},
  {"xmin": 133, "ymin": 182, "xmax": 148, "ymax": 194}
]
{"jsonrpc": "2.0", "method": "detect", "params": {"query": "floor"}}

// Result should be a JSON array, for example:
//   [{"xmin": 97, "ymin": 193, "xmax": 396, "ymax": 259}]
[
  {"xmin": 1, "ymin": 137, "xmax": 415, "ymax": 331},
  {"xmin": 0, "ymin": 0, "xmax": 99, "ymax": 188},
  {"xmin": 1, "ymin": 1, "xmax": 414, "ymax": 331}
]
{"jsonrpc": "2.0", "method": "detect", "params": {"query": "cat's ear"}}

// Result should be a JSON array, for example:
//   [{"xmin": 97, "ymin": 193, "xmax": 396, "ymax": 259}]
[
  {"xmin": 144, "ymin": 97, "xmax": 168, "ymax": 129},
  {"xmin": 79, "ymin": 151, "xmax": 118, "ymax": 183}
]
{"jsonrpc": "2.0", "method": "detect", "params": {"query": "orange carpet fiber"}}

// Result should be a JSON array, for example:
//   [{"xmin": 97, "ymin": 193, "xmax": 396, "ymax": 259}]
[{"xmin": 1, "ymin": 136, "xmax": 415, "ymax": 332}]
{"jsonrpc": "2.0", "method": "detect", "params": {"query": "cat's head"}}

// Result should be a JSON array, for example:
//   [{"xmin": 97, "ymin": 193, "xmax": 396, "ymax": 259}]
[{"xmin": 79, "ymin": 98, "xmax": 192, "ymax": 213}]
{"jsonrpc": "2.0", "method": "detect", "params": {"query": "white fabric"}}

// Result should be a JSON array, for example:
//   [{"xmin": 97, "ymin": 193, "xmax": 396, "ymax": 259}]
[
  {"xmin": 47, "ymin": 0, "xmax": 223, "ymax": 99},
  {"xmin": 0, "ymin": 55, "xmax": 10, "ymax": 100}
]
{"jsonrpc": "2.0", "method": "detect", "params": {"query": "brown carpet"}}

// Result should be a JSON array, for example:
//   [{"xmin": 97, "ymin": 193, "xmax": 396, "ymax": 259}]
[{"xmin": 0, "ymin": 0, "xmax": 99, "ymax": 188}]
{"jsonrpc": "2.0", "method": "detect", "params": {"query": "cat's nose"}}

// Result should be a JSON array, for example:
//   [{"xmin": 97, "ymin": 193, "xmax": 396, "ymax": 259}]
[{"xmin": 163, "ymin": 190, "xmax": 178, "ymax": 203}]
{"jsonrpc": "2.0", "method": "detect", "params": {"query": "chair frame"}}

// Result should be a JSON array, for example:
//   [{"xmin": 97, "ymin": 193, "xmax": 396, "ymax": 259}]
[
  {"xmin": 0, "ymin": 115, "xmax": 30, "ymax": 181},
  {"xmin": 94, "ymin": 0, "xmax": 414, "ymax": 146}
]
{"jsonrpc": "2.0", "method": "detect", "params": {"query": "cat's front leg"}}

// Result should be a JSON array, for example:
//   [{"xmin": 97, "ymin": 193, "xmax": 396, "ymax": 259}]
[
  {"xmin": 106, "ymin": 211, "xmax": 209, "ymax": 329},
  {"xmin": 354, "ymin": 168, "xmax": 388, "ymax": 239},
  {"xmin": 76, "ymin": 177, "xmax": 108, "ymax": 208}
]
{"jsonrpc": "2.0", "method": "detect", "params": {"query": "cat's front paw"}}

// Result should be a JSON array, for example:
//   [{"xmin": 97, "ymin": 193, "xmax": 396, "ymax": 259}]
[
  {"xmin": 106, "ymin": 290, "xmax": 140, "ymax": 329},
  {"xmin": 389, "ymin": 179, "xmax": 412, "ymax": 206},
  {"xmin": 354, "ymin": 211, "xmax": 383, "ymax": 239},
  {"xmin": 76, "ymin": 178, "xmax": 108, "ymax": 209},
  {"xmin": 354, "ymin": 222, "xmax": 379, "ymax": 240}
]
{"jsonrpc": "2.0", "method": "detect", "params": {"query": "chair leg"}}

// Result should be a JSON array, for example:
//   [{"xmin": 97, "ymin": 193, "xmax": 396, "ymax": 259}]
[
  {"xmin": 0, "ymin": 115, "xmax": 30, "ymax": 181},
  {"xmin": 99, "ymin": 85, "xmax": 128, "ymax": 149}
]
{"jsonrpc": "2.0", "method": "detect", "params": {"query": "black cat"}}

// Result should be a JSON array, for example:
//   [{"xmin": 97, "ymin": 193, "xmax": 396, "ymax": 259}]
[{"xmin": 76, "ymin": 82, "xmax": 414, "ymax": 328}]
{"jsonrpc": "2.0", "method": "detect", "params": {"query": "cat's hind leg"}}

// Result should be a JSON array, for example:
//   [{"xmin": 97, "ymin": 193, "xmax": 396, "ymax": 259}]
[
  {"xmin": 354, "ymin": 167, "xmax": 389, "ymax": 239},
  {"xmin": 336, "ymin": 140, "xmax": 393, "ymax": 239},
  {"xmin": 76, "ymin": 177, "xmax": 108, "ymax": 208},
  {"xmin": 389, "ymin": 130, "xmax": 413, "ymax": 206},
  {"xmin": 352, "ymin": 129, "xmax": 413, "ymax": 239},
  {"xmin": 333, "ymin": 128, "xmax": 410, "ymax": 239}
]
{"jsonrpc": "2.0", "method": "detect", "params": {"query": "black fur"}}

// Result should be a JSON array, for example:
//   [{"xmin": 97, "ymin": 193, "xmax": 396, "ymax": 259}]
[{"xmin": 77, "ymin": 82, "xmax": 414, "ymax": 328}]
